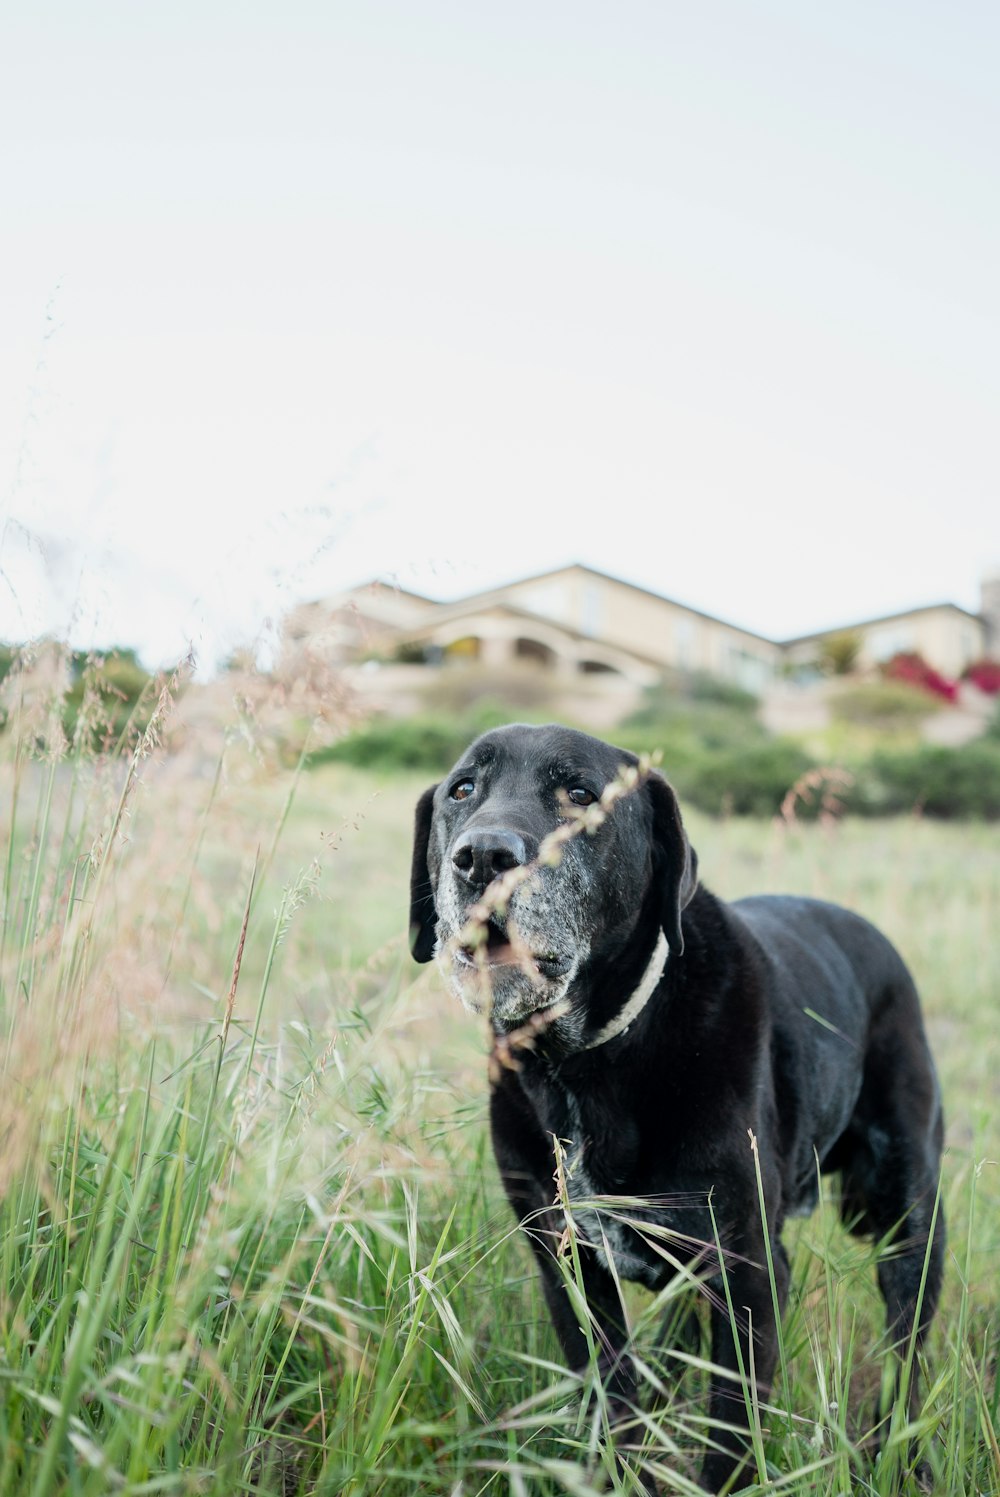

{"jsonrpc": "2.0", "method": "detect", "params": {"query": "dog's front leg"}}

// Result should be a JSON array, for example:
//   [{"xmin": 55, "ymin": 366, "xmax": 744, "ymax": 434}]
[
  {"xmin": 491, "ymin": 1085, "xmax": 652, "ymax": 1486},
  {"xmin": 504, "ymin": 1184, "xmax": 656, "ymax": 1490},
  {"xmin": 530, "ymin": 1237, "xmax": 660, "ymax": 1495},
  {"xmin": 701, "ymin": 1247, "xmax": 785, "ymax": 1494},
  {"xmin": 531, "ymin": 1234, "xmax": 635, "ymax": 1404},
  {"xmin": 490, "ymin": 1081, "xmax": 636, "ymax": 1394}
]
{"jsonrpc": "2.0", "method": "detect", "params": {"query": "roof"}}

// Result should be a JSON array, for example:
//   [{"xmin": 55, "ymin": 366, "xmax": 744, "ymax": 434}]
[
  {"xmin": 439, "ymin": 561, "xmax": 782, "ymax": 647},
  {"xmin": 338, "ymin": 562, "xmax": 983, "ymax": 649},
  {"xmin": 783, "ymin": 599, "xmax": 985, "ymax": 646}
]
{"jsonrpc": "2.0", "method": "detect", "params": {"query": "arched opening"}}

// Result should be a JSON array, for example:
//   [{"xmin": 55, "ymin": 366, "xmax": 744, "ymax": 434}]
[
  {"xmin": 514, "ymin": 637, "xmax": 556, "ymax": 668},
  {"xmin": 443, "ymin": 635, "xmax": 482, "ymax": 661}
]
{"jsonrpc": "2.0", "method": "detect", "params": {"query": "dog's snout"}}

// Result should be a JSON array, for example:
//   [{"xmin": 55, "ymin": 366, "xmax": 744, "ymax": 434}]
[{"xmin": 451, "ymin": 828, "xmax": 530, "ymax": 889}]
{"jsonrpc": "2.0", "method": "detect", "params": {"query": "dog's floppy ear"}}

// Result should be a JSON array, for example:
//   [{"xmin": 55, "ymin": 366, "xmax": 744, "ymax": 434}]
[
  {"xmin": 409, "ymin": 783, "xmax": 439, "ymax": 962},
  {"xmin": 646, "ymin": 770, "xmax": 698, "ymax": 955}
]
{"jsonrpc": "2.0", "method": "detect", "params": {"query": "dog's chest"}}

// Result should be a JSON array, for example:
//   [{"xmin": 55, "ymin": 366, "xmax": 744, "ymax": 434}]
[
  {"xmin": 563, "ymin": 1151, "xmax": 662, "ymax": 1287},
  {"xmin": 558, "ymin": 1089, "xmax": 663, "ymax": 1288}
]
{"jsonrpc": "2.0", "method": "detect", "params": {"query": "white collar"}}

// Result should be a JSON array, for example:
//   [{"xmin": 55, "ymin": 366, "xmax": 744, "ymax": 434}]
[{"xmin": 584, "ymin": 931, "xmax": 669, "ymax": 1049}]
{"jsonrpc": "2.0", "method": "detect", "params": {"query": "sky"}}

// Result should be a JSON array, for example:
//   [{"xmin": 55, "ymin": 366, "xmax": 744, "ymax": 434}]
[{"xmin": 2, "ymin": 1, "xmax": 998, "ymax": 673}]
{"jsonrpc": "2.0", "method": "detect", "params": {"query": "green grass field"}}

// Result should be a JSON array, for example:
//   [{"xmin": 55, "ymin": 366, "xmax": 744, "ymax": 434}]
[{"xmin": 0, "ymin": 687, "xmax": 998, "ymax": 1495}]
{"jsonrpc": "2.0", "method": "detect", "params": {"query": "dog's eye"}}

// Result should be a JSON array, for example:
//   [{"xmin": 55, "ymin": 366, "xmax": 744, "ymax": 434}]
[
  {"xmin": 567, "ymin": 787, "xmax": 598, "ymax": 807},
  {"xmin": 450, "ymin": 780, "xmax": 475, "ymax": 801}
]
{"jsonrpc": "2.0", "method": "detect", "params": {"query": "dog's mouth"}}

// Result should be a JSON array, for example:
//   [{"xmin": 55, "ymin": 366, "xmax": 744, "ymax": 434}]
[{"xmin": 454, "ymin": 915, "xmax": 572, "ymax": 980}]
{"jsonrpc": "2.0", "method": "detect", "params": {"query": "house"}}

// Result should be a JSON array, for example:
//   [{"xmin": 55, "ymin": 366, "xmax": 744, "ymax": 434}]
[
  {"xmin": 282, "ymin": 563, "xmax": 998, "ymax": 694},
  {"xmin": 782, "ymin": 601, "xmax": 989, "ymax": 681}
]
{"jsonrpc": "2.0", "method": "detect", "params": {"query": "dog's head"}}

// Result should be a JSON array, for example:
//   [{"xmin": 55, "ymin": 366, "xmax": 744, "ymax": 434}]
[{"xmin": 409, "ymin": 723, "xmax": 697, "ymax": 1037}]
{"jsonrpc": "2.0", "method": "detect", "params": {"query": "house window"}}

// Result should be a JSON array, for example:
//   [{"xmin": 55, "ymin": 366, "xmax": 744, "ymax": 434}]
[
  {"xmin": 871, "ymin": 629, "xmax": 914, "ymax": 662},
  {"xmin": 581, "ymin": 584, "xmax": 602, "ymax": 638},
  {"xmin": 726, "ymin": 647, "xmax": 771, "ymax": 692},
  {"xmin": 675, "ymin": 619, "xmax": 695, "ymax": 669}
]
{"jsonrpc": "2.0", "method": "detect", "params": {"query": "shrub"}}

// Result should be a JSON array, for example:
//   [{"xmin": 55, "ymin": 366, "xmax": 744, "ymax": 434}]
[
  {"xmin": 625, "ymin": 671, "xmax": 759, "ymax": 720},
  {"xmin": 855, "ymin": 741, "xmax": 1000, "ymax": 819},
  {"xmin": 963, "ymin": 658, "xmax": 1000, "ymax": 694},
  {"xmin": 829, "ymin": 680, "xmax": 936, "ymax": 731},
  {"xmin": 818, "ymin": 630, "xmax": 863, "ymax": 676},
  {"xmin": 986, "ymin": 702, "xmax": 1000, "ymax": 742},
  {"xmin": 0, "ymin": 643, "xmax": 158, "ymax": 751},
  {"xmin": 683, "ymin": 672, "xmax": 760, "ymax": 711},
  {"xmin": 617, "ymin": 675, "xmax": 765, "ymax": 771},
  {"xmin": 307, "ymin": 703, "xmax": 514, "ymax": 772},
  {"xmin": 678, "ymin": 740, "xmax": 816, "ymax": 817},
  {"xmin": 391, "ymin": 640, "xmax": 430, "ymax": 664},
  {"xmin": 63, "ymin": 648, "xmax": 156, "ymax": 750},
  {"xmin": 882, "ymin": 651, "xmax": 957, "ymax": 703}
]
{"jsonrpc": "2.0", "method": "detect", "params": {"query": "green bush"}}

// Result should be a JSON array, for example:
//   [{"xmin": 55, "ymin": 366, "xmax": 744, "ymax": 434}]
[
  {"xmin": 623, "ymin": 671, "xmax": 758, "ymax": 723},
  {"xmin": 985, "ymin": 702, "xmax": 1000, "ymax": 742},
  {"xmin": 311, "ymin": 697, "xmax": 1000, "ymax": 821},
  {"xmin": 854, "ymin": 741, "xmax": 1000, "ymax": 820},
  {"xmin": 617, "ymin": 674, "xmax": 765, "ymax": 771},
  {"xmin": 390, "ymin": 639, "xmax": 430, "ymax": 664},
  {"xmin": 0, "ymin": 643, "xmax": 157, "ymax": 751},
  {"xmin": 677, "ymin": 739, "xmax": 816, "ymax": 817},
  {"xmin": 682, "ymin": 672, "xmax": 760, "ymax": 711},
  {"xmin": 817, "ymin": 630, "xmax": 863, "ymax": 676},
  {"xmin": 830, "ymin": 680, "xmax": 937, "ymax": 731},
  {"xmin": 308, "ymin": 703, "xmax": 516, "ymax": 772},
  {"xmin": 317, "ymin": 688, "xmax": 810, "ymax": 817},
  {"xmin": 0, "ymin": 643, "xmax": 17, "ymax": 687},
  {"xmin": 63, "ymin": 648, "xmax": 156, "ymax": 750}
]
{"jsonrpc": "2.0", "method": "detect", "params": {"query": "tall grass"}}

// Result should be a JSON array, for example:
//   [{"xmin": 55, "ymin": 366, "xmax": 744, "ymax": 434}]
[{"xmin": 0, "ymin": 651, "xmax": 997, "ymax": 1494}]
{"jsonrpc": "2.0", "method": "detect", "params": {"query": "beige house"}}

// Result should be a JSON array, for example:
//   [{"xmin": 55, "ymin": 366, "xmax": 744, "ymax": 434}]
[
  {"xmin": 284, "ymin": 563, "xmax": 998, "ymax": 693},
  {"xmin": 478, "ymin": 568, "xmax": 780, "ymax": 691},
  {"xmin": 301, "ymin": 565, "xmax": 783, "ymax": 693},
  {"xmin": 783, "ymin": 602, "xmax": 988, "ymax": 681}
]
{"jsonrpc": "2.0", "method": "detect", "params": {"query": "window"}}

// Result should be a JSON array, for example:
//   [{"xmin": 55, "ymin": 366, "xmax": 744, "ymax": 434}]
[
  {"xmin": 581, "ymin": 584, "xmax": 602, "ymax": 638},
  {"xmin": 675, "ymin": 619, "xmax": 695, "ymax": 669}
]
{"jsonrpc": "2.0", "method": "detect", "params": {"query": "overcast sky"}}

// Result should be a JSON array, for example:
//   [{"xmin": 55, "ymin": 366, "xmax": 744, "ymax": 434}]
[{"xmin": 2, "ymin": 2, "xmax": 997, "ymax": 672}]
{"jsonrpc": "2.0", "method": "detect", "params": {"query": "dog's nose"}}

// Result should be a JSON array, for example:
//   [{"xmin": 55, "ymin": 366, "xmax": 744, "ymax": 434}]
[{"xmin": 451, "ymin": 828, "xmax": 529, "ymax": 889}]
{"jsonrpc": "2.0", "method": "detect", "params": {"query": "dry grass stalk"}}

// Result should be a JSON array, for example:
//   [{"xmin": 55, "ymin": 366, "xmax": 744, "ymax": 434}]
[{"xmin": 778, "ymin": 767, "xmax": 855, "ymax": 831}]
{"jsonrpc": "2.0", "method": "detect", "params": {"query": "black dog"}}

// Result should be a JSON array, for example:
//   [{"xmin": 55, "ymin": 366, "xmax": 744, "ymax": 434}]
[{"xmin": 409, "ymin": 723, "xmax": 944, "ymax": 1492}]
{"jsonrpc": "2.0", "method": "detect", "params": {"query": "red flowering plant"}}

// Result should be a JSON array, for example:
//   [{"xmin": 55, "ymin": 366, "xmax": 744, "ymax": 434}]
[
  {"xmin": 962, "ymin": 658, "xmax": 1000, "ymax": 694},
  {"xmin": 881, "ymin": 651, "xmax": 958, "ymax": 703}
]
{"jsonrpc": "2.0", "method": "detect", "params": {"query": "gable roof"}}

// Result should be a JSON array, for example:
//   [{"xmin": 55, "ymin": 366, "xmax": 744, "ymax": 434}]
[
  {"xmin": 343, "ymin": 561, "xmax": 984, "ymax": 651},
  {"xmin": 783, "ymin": 599, "xmax": 984, "ymax": 646},
  {"xmin": 446, "ymin": 561, "xmax": 782, "ymax": 647}
]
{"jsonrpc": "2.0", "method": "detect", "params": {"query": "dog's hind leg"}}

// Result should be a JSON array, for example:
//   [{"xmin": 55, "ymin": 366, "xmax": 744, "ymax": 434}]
[
  {"xmin": 845, "ymin": 1138, "xmax": 944, "ymax": 1489},
  {"xmin": 844, "ymin": 1022, "xmax": 945, "ymax": 1357},
  {"xmin": 837, "ymin": 992, "xmax": 945, "ymax": 1482}
]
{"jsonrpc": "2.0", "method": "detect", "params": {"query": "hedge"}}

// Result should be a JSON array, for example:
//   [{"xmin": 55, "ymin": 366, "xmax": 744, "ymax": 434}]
[{"xmin": 309, "ymin": 711, "xmax": 1000, "ymax": 820}]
